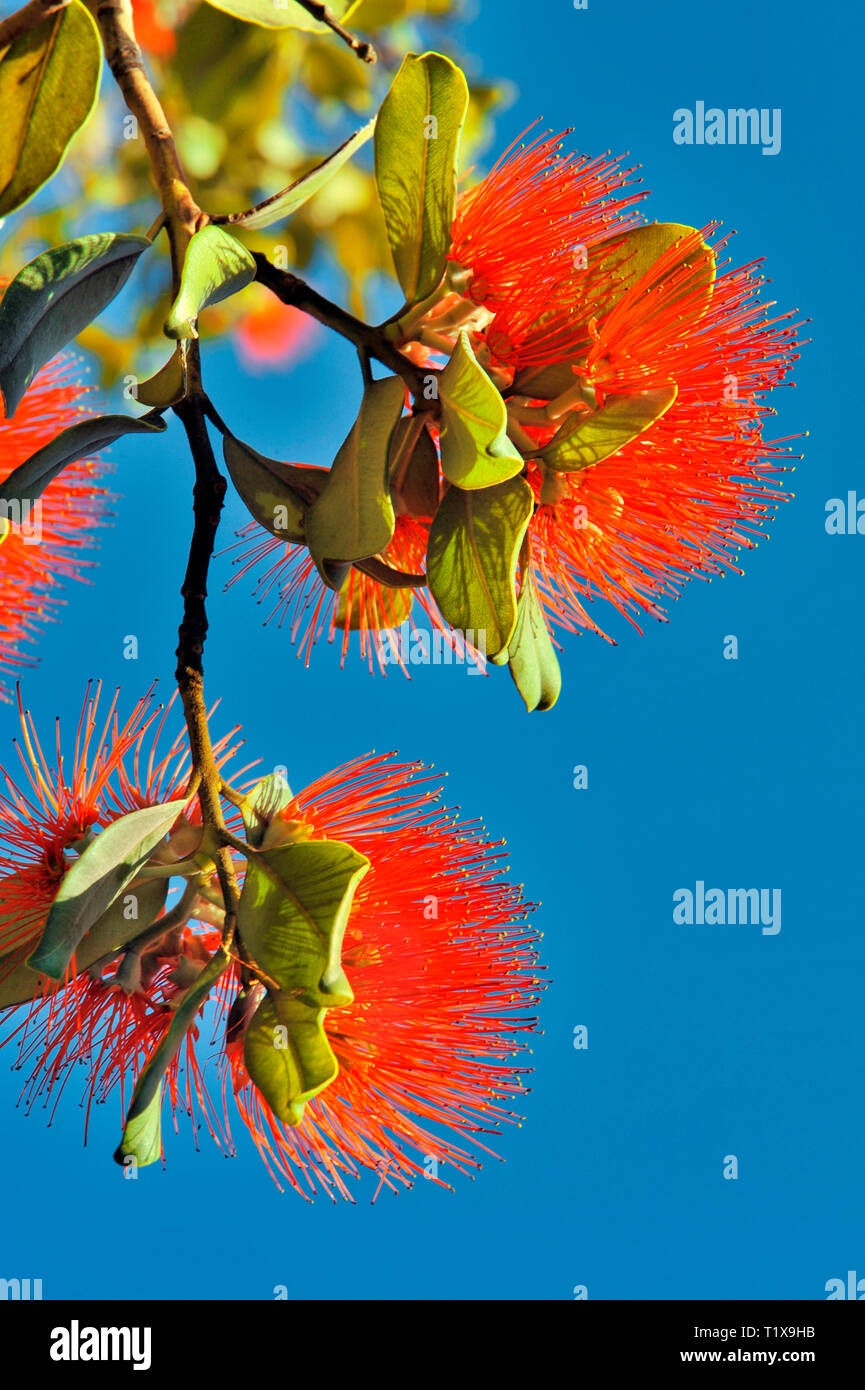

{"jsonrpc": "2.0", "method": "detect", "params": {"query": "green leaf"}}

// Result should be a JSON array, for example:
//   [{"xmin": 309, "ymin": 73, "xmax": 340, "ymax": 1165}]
[
  {"xmin": 163, "ymin": 225, "xmax": 257, "ymax": 340},
  {"xmin": 215, "ymin": 120, "xmax": 375, "ymax": 231},
  {"xmin": 114, "ymin": 946, "xmax": 230, "ymax": 1168},
  {"xmin": 135, "ymin": 346, "xmax": 188, "ymax": 408},
  {"xmin": 304, "ymin": 375, "xmax": 403, "ymax": 584},
  {"xmin": 239, "ymin": 838, "xmax": 369, "ymax": 1125},
  {"xmin": 240, "ymin": 773, "xmax": 294, "ymax": 850},
  {"xmin": 507, "ymin": 567, "xmax": 561, "ymax": 713},
  {"xmin": 374, "ymin": 52, "xmax": 469, "ymax": 307},
  {"xmin": 389, "ymin": 415, "xmax": 439, "ymax": 517},
  {"xmin": 588, "ymin": 223, "xmax": 716, "ymax": 327},
  {"xmin": 205, "ymin": 0, "xmax": 352, "ymax": 29},
  {"xmin": 244, "ymin": 993, "xmax": 337, "ymax": 1126},
  {"xmin": 0, "ymin": 233, "xmax": 151, "ymax": 418},
  {"xmin": 438, "ymin": 332, "xmax": 523, "ymax": 489},
  {"xmin": 542, "ymin": 385, "xmax": 678, "ymax": 473},
  {"xmin": 238, "ymin": 839, "xmax": 369, "ymax": 1002},
  {"xmin": 0, "ymin": 877, "xmax": 168, "ymax": 1010},
  {"xmin": 427, "ymin": 474, "xmax": 534, "ymax": 659},
  {"xmin": 223, "ymin": 434, "xmax": 327, "ymax": 543},
  {"xmin": 27, "ymin": 800, "xmax": 188, "ymax": 980},
  {"xmin": 0, "ymin": 1, "xmax": 101, "ymax": 218},
  {"xmin": 0, "ymin": 413, "xmax": 166, "ymax": 520}
]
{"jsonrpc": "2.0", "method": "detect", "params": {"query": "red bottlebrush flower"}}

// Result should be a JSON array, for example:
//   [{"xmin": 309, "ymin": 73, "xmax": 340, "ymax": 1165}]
[
  {"xmin": 522, "ymin": 237, "xmax": 802, "ymax": 639},
  {"xmin": 448, "ymin": 129, "xmax": 644, "ymax": 369},
  {"xmin": 4, "ymin": 752, "xmax": 541, "ymax": 1201},
  {"xmin": 228, "ymin": 512, "xmax": 476, "ymax": 674},
  {"xmin": 0, "ymin": 349, "xmax": 111, "ymax": 699},
  {"xmin": 234, "ymin": 289, "xmax": 317, "ymax": 371}
]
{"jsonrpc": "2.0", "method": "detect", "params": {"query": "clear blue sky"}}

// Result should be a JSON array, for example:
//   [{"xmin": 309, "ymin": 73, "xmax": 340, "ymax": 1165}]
[{"xmin": 1, "ymin": 0, "xmax": 862, "ymax": 1299}]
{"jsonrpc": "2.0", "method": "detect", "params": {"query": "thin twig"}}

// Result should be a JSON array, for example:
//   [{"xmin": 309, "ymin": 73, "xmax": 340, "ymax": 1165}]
[
  {"xmin": 294, "ymin": 0, "xmax": 376, "ymax": 64},
  {"xmin": 0, "ymin": 0, "xmax": 69, "ymax": 48},
  {"xmin": 253, "ymin": 253, "xmax": 429, "ymax": 399},
  {"xmin": 86, "ymin": 0, "xmax": 202, "ymax": 290},
  {"xmin": 173, "ymin": 384, "xmax": 242, "ymax": 949}
]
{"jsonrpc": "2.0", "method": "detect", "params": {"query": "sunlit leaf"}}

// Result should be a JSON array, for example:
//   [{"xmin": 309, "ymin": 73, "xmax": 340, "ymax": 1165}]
[
  {"xmin": 215, "ymin": 119, "xmax": 375, "ymax": 230},
  {"xmin": 0, "ymin": 1, "xmax": 101, "ymax": 218},
  {"xmin": 438, "ymin": 332, "xmax": 522, "ymax": 488},
  {"xmin": 507, "ymin": 566, "xmax": 561, "ymax": 713},
  {"xmin": 27, "ymin": 800, "xmax": 188, "ymax": 980},
  {"xmin": 240, "ymin": 773, "xmax": 294, "ymax": 849},
  {"xmin": 0, "ymin": 233, "xmax": 151, "ymax": 417},
  {"xmin": 0, "ymin": 413, "xmax": 166, "ymax": 520},
  {"xmin": 135, "ymin": 347, "xmax": 188, "ymax": 408},
  {"xmin": 305, "ymin": 374, "xmax": 403, "ymax": 583},
  {"xmin": 374, "ymin": 51, "xmax": 469, "ymax": 306},
  {"xmin": 587, "ymin": 223, "xmax": 716, "ymax": 327},
  {"xmin": 542, "ymin": 385, "xmax": 678, "ymax": 473},
  {"xmin": 244, "ymin": 993, "xmax": 337, "ymax": 1126},
  {"xmin": 334, "ymin": 574, "xmax": 414, "ymax": 629},
  {"xmin": 427, "ymin": 474, "xmax": 533, "ymax": 659},
  {"xmin": 114, "ymin": 946, "xmax": 230, "ymax": 1168},
  {"xmin": 164, "ymin": 225, "xmax": 257, "ymax": 340},
  {"xmin": 223, "ymin": 433, "xmax": 328, "ymax": 542},
  {"xmin": 205, "ymin": 0, "xmax": 351, "ymax": 29}
]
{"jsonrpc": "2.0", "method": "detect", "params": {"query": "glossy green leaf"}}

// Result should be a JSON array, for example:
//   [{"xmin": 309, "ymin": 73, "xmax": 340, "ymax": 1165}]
[
  {"xmin": 215, "ymin": 119, "xmax": 375, "ymax": 230},
  {"xmin": 507, "ymin": 567, "xmax": 561, "ymax": 713},
  {"xmin": 164, "ymin": 225, "xmax": 257, "ymax": 340},
  {"xmin": 0, "ymin": 2, "xmax": 101, "ymax": 218},
  {"xmin": 27, "ymin": 800, "xmax": 188, "ymax": 980},
  {"xmin": 0, "ymin": 233, "xmax": 151, "ymax": 417},
  {"xmin": 238, "ymin": 839, "xmax": 369, "ymax": 1002},
  {"xmin": 205, "ymin": 0, "xmax": 352, "ymax": 29},
  {"xmin": 244, "ymin": 993, "xmax": 337, "ymax": 1126},
  {"xmin": 0, "ymin": 877, "xmax": 168, "ymax": 1010},
  {"xmin": 427, "ymin": 474, "xmax": 534, "ymax": 659},
  {"xmin": 374, "ymin": 52, "xmax": 469, "ymax": 306},
  {"xmin": 240, "ymin": 773, "xmax": 294, "ymax": 850},
  {"xmin": 542, "ymin": 385, "xmax": 678, "ymax": 473},
  {"xmin": 389, "ymin": 415, "xmax": 439, "ymax": 517},
  {"xmin": 223, "ymin": 434, "xmax": 327, "ymax": 543},
  {"xmin": 438, "ymin": 332, "xmax": 522, "ymax": 489},
  {"xmin": 304, "ymin": 375, "xmax": 403, "ymax": 583},
  {"xmin": 0, "ymin": 413, "xmax": 166, "ymax": 521},
  {"xmin": 115, "ymin": 946, "xmax": 230, "ymax": 1167}
]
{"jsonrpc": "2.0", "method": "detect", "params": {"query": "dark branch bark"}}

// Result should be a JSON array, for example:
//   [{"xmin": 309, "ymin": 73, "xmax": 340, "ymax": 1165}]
[{"xmin": 294, "ymin": 0, "xmax": 376, "ymax": 64}]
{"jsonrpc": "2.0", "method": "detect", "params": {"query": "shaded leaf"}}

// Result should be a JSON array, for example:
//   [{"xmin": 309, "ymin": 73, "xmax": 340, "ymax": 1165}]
[
  {"xmin": 304, "ymin": 374, "xmax": 403, "ymax": 583},
  {"xmin": 374, "ymin": 51, "xmax": 469, "ymax": 306},
  {"xmin": 0, "ymin": 1, "xmax": 101, "ymax": 218},
  {"xmin": 0, "ymin": 233, "xmax": 151, "ymax": 417},
  {"xmin": 427, "ymin": 474, "xmax": 533, "ymax": 659},
  {"xmin": 27, "ymin": 800, "xmax": 188, "ymax": 980},
  {"xmin": 0, "ymin": 877, "xmax": 168, "ymax": 1010},
  {"xmin": 224, "ymin": 433, "xmax": 328, "ymax": 542},
  {"xmin": 542, "ymin": 385, "xmax": 678, "ymax": 473},
  {"xmin": 389, "ymin": 414, "xmax": 439, "ymax": 517},
  {"xmin": 135, "ymin": 346, "xmax": 188, "ymax": 407},
  {"xmin": 438, "ymin": 332, "xmax": 522, "ymax": 488},
  {"xmin": 215, "ymin": 119, "xmax": 375, "ymax": 230},
  {"xmin": 114, "ymin": 946, "xmax": 230, "ymax": 1168},
  {"xmin": 164, "ymin": 225, "xmax": 257, "ymax": 340},
  {"xmin": 0, "ymin": 413, "xmax": 166, "ymax": 520}
]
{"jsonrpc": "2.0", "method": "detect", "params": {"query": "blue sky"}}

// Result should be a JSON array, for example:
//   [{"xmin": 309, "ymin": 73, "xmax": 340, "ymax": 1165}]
[{"xmin": 1, "ymin": 0, "xmax": 862, "ymax": 1299}]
